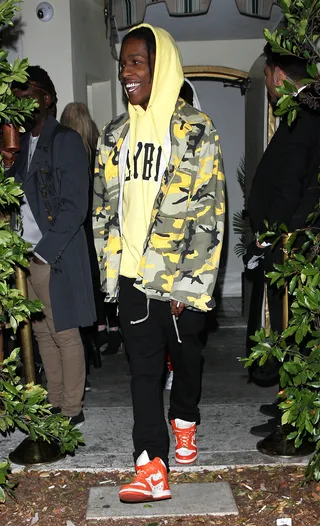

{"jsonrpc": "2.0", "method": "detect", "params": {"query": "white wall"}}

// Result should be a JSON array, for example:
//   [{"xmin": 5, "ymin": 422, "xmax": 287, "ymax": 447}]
[
  {"xmin": 7, "ymin": 0, "xmax": 74, "ymax": 118},
  {"xmin": 5, "ymin": 0, "xmax": 115, "ymax": 128},
  {"xmin": 69, "ymin": 0, "xmax": 114, "ymax": 130},
  {"xmin": 193, "ymin": 80, "xmax": 245, "ymax": 297},
  {"xmin": 179, "ymin": 39, "xmax": 266, "ymax": 72}
]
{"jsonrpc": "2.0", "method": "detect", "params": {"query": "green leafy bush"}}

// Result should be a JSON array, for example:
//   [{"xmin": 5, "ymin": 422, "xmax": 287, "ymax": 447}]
[
  {"xmin": 0, "ymin": 1, "xmax": 84, "ymax": 502},
  {"xmin": 244, "ymin": 227, "xmax": 320, "ymax": 482},
  {"xmin": 244, "ymin": 1, "xmax": 320, "ymax": 482}
]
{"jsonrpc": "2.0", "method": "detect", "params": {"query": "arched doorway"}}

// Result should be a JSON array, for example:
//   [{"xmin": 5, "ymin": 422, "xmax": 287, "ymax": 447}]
[{"xmin": 183, "ymin": 66, "xmax": 250, "ymax": 308}]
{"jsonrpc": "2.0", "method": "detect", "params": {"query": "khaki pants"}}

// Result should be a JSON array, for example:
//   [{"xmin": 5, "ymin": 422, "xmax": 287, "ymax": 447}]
[{"xmin": 27, "ymin": 260, "xmax": 85, "ymax": 417}]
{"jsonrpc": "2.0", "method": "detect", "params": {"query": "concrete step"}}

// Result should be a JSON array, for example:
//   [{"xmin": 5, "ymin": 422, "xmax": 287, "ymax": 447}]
[{"xmin": 86, "ymin": 482, "xmax": 238, "ymax": 520}]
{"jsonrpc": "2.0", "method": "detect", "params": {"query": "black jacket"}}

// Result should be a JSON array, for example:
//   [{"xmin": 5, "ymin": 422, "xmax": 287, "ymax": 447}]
[
  {"xmin": 248, "ymin": 106, "xmax": 320, "ymax": 235},
  {"xmin": 11, "ymin": 116, "xmax": 96, "ymax": 331}
]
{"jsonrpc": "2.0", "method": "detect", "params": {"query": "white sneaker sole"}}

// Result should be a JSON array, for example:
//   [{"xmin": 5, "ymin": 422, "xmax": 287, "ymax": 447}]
[
  {"xmin": 119, "ymin": 488, "xmax": 172, "ymax": 503},
  {"xmin": 175, "ymin": 454, "xmax": 198, "ymax": 464}
]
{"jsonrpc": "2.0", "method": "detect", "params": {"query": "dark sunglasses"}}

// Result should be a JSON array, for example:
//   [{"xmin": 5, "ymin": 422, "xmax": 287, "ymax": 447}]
[{"xmin": 11, "ymin": 81, "xmax": 49, "ymax": 95}]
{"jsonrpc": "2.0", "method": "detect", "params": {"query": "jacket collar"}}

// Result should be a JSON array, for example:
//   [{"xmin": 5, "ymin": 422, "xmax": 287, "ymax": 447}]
[
  {"xmin": 169, "ymin": 98, "xmax": 195, "ymax": 173},
  {"xmin": 26, "ymin": 116, "xmax": 59, "ymax": 181},
  {"xmin": 107, "ymin": 113, "xmax": 129, "ymax": 147}
]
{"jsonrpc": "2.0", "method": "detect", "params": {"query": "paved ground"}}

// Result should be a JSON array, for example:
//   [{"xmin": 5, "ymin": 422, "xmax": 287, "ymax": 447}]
[
  {"xmin": 87, "ymin": 482, "xmax": 239, "ymax": 520},
  {"xmin": 1, "ymin": 298, "xmax": 308, "ymax": 472}
]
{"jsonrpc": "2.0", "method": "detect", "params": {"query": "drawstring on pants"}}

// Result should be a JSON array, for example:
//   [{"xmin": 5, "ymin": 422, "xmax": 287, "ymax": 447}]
[
  {"xmin": 130, "ymin": 298, "xmax": 150, "ymax": 325},
  {"xmin": 172, "ymin": 314, "xmax": 182, "ymax": 343},
  {"xmin": 130, "ymin": 297, "xmax": 182, "ymax": 343}
]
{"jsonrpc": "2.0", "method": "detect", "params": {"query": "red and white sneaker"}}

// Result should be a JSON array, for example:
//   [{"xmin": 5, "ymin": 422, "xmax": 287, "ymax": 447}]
[
  {"xmin": 119, "ymin": 451, "xmax": 171, "ymax": 503},
  {"xmin": 171, "ymin": 419, "xmax": 197, "ymax": 464}
]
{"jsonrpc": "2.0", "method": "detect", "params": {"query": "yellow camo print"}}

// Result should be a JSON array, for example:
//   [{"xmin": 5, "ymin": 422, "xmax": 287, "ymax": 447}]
[
  {"xmin": 161, "ymin": 271, "xmax": 180, "ymax": 292},
  {"xmin": 150, "ymin": 230, "xmax": 185, "ymax": 250},
  {"xmin": 103, "ymin": 235, "xmax": 121, "ymax": 255},
  {"xmin": 138, "ymin": 255, "xmax": 156, "ymax": 272},
  {"xmin": 92, "ymin": 99, "xmax": 225, "ymax": 311}
]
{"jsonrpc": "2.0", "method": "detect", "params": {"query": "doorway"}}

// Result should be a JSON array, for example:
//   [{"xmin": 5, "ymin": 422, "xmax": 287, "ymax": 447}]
[{"xmin": 184, "ymin": 66, "xmax": 249, "ymax": 307}]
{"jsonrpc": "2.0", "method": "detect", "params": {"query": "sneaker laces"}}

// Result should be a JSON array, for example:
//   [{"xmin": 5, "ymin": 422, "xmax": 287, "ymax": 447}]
[
  {"xmin": 176, "ymin": 427, "xmax": 195, "ymax": 448},
  {"xmin": 133, "ymin": 464, "xmax": 153, "ymax": 484}
]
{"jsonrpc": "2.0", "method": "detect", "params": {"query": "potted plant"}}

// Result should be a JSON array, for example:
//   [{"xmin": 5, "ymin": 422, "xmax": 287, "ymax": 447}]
[
  {"xmin": 245, "ymin": 224, "xmax": 320, "ymax": 481},
  {"xmin": 244, "ymin": 0, "xmax": 320, "ymax": 481}
]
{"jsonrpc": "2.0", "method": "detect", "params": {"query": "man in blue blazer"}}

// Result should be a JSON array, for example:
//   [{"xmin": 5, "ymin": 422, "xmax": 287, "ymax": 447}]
[{"xmin": 3, "ymin": 66, "xmax": 96, "ymax": 426}]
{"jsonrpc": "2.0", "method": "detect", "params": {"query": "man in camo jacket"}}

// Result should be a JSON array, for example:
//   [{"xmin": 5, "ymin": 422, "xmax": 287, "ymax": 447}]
[{"xmin": 93, "ymin": 24, "xmax": 225, "ymax": 503}]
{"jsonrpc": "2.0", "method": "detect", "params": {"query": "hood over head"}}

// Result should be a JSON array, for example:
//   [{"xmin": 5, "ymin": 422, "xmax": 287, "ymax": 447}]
[{"xmin": 126, "ymin": 23, "xmax": 184, "ymax": 150}]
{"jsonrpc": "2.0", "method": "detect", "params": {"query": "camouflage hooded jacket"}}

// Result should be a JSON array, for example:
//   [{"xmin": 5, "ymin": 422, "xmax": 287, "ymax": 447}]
[{"xmin": 93, "ymin": 98, "xmax": 225, "ymax": 312}]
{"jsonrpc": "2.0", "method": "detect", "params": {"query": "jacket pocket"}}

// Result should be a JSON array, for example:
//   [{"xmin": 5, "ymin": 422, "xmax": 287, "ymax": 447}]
[{"xmin": 150, "ymin": 215, "xmax": 186, "ymax": 253}]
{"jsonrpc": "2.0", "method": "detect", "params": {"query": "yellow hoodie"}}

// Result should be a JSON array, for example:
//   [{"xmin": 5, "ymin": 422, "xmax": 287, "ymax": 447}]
[{"xmin": 120, "ymin": 24, "xmax": 184, "ymax": 278}]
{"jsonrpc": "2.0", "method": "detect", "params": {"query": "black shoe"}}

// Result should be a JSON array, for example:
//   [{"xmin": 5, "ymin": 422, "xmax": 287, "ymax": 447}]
[
  {"xmin": 83, "ymin": 329, "xmax": 102, "ymax": 369},
  {"xmin": 50, "ymin": 406, "xmax": 61, "ymax": 415},
  {"xmin": 259, "ymin": 401, "xmax": 280, "ymax": 418},
  {"xmin": 101, "ymin": 329, "xmax": 123, "ymax": 355},
  {"xmin": 98, "ymin": 328, "xmax": 109, "ymax": 352},
  {"xmin": 250, "ymin": 418, "xmax": 279, "ymax": 437},
  {"xmin": 69, "ymin": 410, "xmax": 85, "ymax": 428}
]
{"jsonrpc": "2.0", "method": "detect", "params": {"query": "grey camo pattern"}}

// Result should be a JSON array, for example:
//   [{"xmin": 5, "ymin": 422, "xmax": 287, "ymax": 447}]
[{"xmin": 93, "ymin": 98, "xmax": 225, "ymax": 311}]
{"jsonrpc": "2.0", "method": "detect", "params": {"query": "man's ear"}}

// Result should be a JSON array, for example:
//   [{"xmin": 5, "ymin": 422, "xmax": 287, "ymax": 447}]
[
  {"xmin": 44, "ymin": 93, "xmax": 52, "ymax": 109},
  {"xmin": 274, "ymin": 66, "xmax": 286, "ymax": 86}
]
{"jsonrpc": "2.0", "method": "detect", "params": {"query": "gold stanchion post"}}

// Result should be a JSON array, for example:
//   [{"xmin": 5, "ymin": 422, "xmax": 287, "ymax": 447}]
[
  {"xmin": 9, "ymin": 265, "xmax": 63, "ymax": 466},
  {"xmin": 257, "ymin": 234, "xmax": 314, "ymax": 457},
  {"xmin": 15, "ymin": 266, "xmax": 36, "ymax": 383}
]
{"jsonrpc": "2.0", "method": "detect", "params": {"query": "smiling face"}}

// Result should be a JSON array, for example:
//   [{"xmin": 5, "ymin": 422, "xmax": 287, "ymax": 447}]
[{"xmin": 119, "ymin": 36, "xmax": 155, "ymax": 110}]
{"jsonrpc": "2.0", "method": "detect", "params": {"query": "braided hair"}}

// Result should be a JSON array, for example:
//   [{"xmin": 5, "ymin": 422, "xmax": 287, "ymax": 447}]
[{"xmin": 120, "ymin": 26, "xmax": 156, "ymax": 82}]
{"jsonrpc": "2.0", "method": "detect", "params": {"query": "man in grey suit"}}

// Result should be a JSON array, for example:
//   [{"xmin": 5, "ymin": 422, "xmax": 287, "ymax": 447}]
[{"xmin": 2, "ymin": 66, "xmax": 96, "ymax": 426}]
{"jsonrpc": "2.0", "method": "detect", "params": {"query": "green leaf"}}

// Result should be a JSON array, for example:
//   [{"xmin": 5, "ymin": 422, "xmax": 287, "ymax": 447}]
[
  {"xmin": 289, "ymin": 275, "xmax": 298, "ymax": 294},
  {"xmin": 288, "ymin": 108, "xmax": 298, "ymax": 126},
  {"xmin": 0, "ymin": 419, "xmax": 7, "ymax": 432},
  {"xmin": 307, "ymin": 62, "xmax": 319, "ymax": 79},
  {"xmin": 3, "ymin": 380, "xmax": 18, "ymax": 395},
  {"xmin": 264, "ymin": 28, "xmax": 272, "ymax": 41},
  {"xmin": 298, "ymin": 19, "xmax": 308, "ymax": 37},
  {"xmin": 305, "ymin": 419, "xmax": 314, "ymax": 434},
  {"xmin": 296, "ymin": 327, "xmax": 304, "ymax": 344},
  {"xmin": 286, "ymin": 431, "xmax": 298, "ymax": 441},
  {"xmin": 282, "ymin": 410, "xmax": 291, "ymax": 425},
  {"xmin": 283, "ymin": 80, "xmax": 298, "ymax": 94},
  {"xmin": 283, "ymin": 362, "xmax": 300, "ymax": 374},
  {"xmin": 282, "ymin": 325, "xmax": 297, "ymax": 338},
  {"xmin": 0, "ymin": 486, "xmax": 6, "ymax": 503},
  {"xmin": 9, "ymin": 315, "xmax": 17, "ymax": 333}
]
